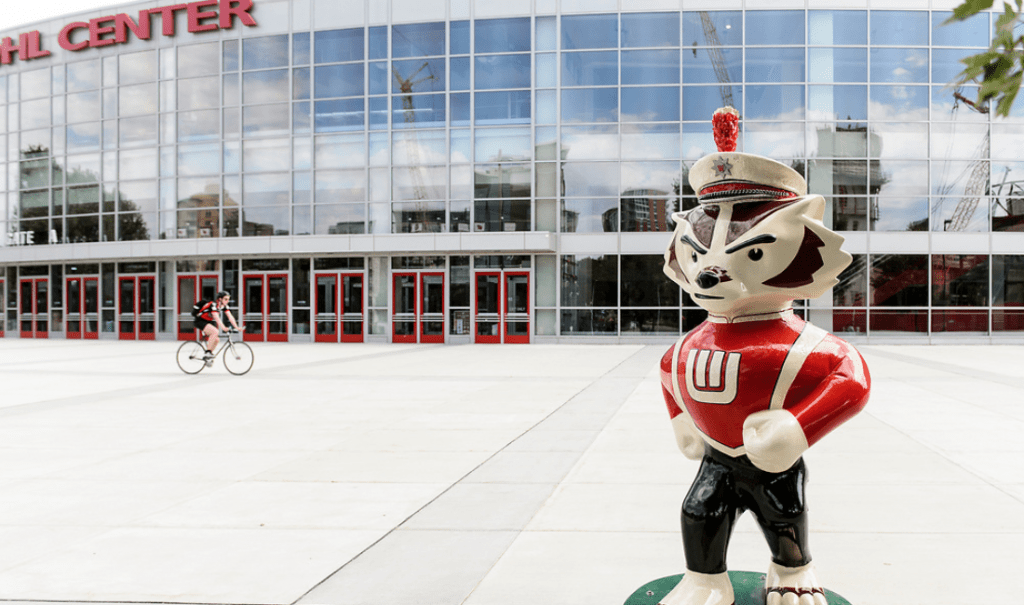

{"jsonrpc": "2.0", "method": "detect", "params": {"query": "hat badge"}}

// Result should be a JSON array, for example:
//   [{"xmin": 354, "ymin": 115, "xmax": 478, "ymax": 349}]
[{"xmin": 713, "ymin": 157, "xmax": 733, "ymax": 179}]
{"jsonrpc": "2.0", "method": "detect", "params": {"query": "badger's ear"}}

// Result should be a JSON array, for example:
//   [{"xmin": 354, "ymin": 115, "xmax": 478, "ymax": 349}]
[{"xmin": 800, "ymin": 195, "xmax": 826, "ymax": 222}]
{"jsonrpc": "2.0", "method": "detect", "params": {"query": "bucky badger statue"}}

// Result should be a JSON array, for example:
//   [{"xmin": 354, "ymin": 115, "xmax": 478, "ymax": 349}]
[{"xmin": 658, "ymin": 108, "xmax": 870, "ymax": 605}]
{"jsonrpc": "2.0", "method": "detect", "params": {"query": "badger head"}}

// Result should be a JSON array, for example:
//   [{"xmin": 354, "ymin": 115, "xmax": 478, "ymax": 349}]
[{"xmin": 663, "ymin": 195, "xmax": 850, "ymax": 319}]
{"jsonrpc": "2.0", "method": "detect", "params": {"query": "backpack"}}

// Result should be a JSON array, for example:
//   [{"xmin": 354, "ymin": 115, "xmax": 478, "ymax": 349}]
[{"xmin": 191, "ymin": 299, "xmax": 211, "ymax": 319}]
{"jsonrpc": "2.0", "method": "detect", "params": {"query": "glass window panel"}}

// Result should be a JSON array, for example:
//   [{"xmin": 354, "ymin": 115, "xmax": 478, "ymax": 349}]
[
  {"xmin": 472, "ymin": 199, "xmax": 529, "ymax": 232},
  {"xmin": 475, "ymin": 127, "xmax": 531, "ymax": 162},
  {"xmin": 119, "ymin": 116, "xmax": 157, "ymax": 147},
  {"xmin": 562, "ymin": 124, "xmax": 618, "ymax": 160},
  {"xmin": 809, "ymin": 11, "xmax": 867, "ymax": 45},
  {"xmin": 20, "ymin": 68, "xmax": 50, "ymax": 99},
  {"xmin": 931, "ymin": 196, "xmax": 989, "ymax": 232},
  {"xmin": 292, "ymin": 102, "xmax": 310, "ymax": 134},
  {"xmin": 935, "ymin": 86, "xmax": 990, "ymax": 122},
  {"xmin": 808, "ymin": 123, "xmax": 866, "ymax": 158},
  {"xmin": 683, "ymin": 11, "xmax": 741, "ymax": 46},
  {"xmin": 870, "ymin": 254, "xmax": 927, "ymax": 306},
  {"xmin": 67, "ymin": 59, "xmax": 100, "ymax": 92},
  {"xmin": 682, "ymin": 86, "xmax": 742, "ymax": 121},
  {"xmin": 621, "ymin": 87, "xmax": 679, "ymax": 122},
  {"xmin": 291, "ymin": 67, "xmax": 310, "ymax": 101},
  {"xmin": 871, "ymin": 11, "xmax": 928, "ymax": 46},
  {"xmin": 992, "ymin": 163, "xmax": 1024, "ymax": 232},
  {"xmin": 369, "ymin": 166, "xmax": 390, "ymax": 201},
  {"xmin": 315, "ymin": 64, "xmax": 365, "ymax": 98},
  {"xmin": 475, "ymin": 91, "xmax": 530, "ymax": 124},
  {"xmin": 620, "ymin": 192, "xmax": 678, "ymax": 233},
  {"xmin": 393, "ymin": 129, "xmax": 446, "ymax": 164},
  {"xmin": 178, "ymin": 143, "xmax": 220, "ymax": 175},
  {"xmin": 474, "ymin": 163, "xmax": 530, "ymax": 198},
  {"xmin": 560, "ymin": 199, "xmax": 619, "ymax": 233},
  {"xmin": 393, "ymin": 59, "xmax": 445, "ymax": 93},
  {"xmin": 476, "ymin": 18, "xmax": 530, "ymax": 53},
  {"xmin": 244, "ymin": 69, "xmax": 289, "ymax": 104},
  {"xmin": 561, "ymin": 88, "xmax": 617, "ymax": 123},
  {"xmin": 393, "ymin": 165, "xmax": 446, "ymax": 200},
  {"xmin": 620, "ymin": 160, "xmax": 679, "ymax": 198},
  {"xmin": 870, "ymin": 48, "xmax": 928, "ymax": 83},
  {"xmin": 834, "ymin": 254, "xmax": 867, "ymax": 307},
  {"xmin": 746, "ymin": 85, "xmax": 804, "ymax": 120},
  {"xmin": 622, "ymin": 12, "xmax": 679, "ymax": 48},
  {"xmin": 932, "ymin": 48, "xmax": 976, "ymax": 84},
  {"xmin": 808, "ymin": 86, "xmax": 867, "ymax": 121},
  {"xmin": 746, "ymin": 11, "xmax": 804, "ymax": 45},
  {"xmin": 119, "ymin": 50, "xmax": 157, "ymax": 85},
  {"xmin": 314, "ymin": 204, "xmax": 365, "ymax": 234},
  {"xmin": 119, "ymin": 148, "xmax": 157, "ymax": 180},
  {"xmin": 536, "ymin": 15, "xmax": 556, "ymax": 51},
  {"xmin": 932, "ymin": 254, "xmax": 988, "ymax": 306},
  {"xmin": 869, "ymin": 85, "xmax": 927, "ymax": 121},
  {"xmin": 932, "ymin": 11, "xmax": 988, "ymax": 47},
  {"xmin": 21, "ymin": 99, "xmax": 50, "ymax": 129},
  {"xmin": 450, "ymin": 92, "xmax": 470, "ymax": 126},
  {"xmin": 560, "ymin": 309, "xmax": 618, "ymax": 334},
  {"xmin": 315, "ymin": 28, "xmax": 364, "ymax": 63},
  {"xmin": 316, "ymin": 170, "xmax": 367, "ymax": 203},
  {"xmin": 222, "ymin": 40, "xmax": 239, "ymax": 72},
  {"xmin": 366, "ymin": 62, "xmax": 387, "ymax": 95},
  {"xmin": 871, "ymin": 197, "xmax": 928, "ymax": 231},
  {"xmin": 67, "ymin": 123, "xmax": 101, "ymax": 152},
  {"xmin": 393, "ymin": 94, "xmax": 445, "ymax": 128},
  {"xmin": 451, "ymin": 21, "xmax": 470, "ymax": 55},
  {"xmin": 178, "ymin": 76, "xmax": 220, "ymax": 110},
  {"xmin": 450, "ymin": 57, "xmax": 470, "ymax": 91},
  {"xmin": 622, "ymin": 123, "xmax": 680, "ymax": 160},
  {"xmin": 809, "ymin": 48, "xmax": 867, "ymax": 83},
  {"xmin": 450, "ymin": 130, "xmax": 471, "ymax": 163},
  {"xmin": 932, "ymin": 161, "xmax": 985, "ymax": 197},
  {"xmin": 993, "ymin": 255, "xmax": 1024, "ymax": 306},
  {"xmin": 867, "ymin": 122, "xmax": 926, "ymax": 158},
  {"xmin": 621, "ymin": 255, "xmax": 679, "ymax": 306},
  {"xmin": 119, "ymin": 83, "xmax": 157, "ymax": 116},
  {"xmin": 392, "ymin": 201, "xmax": 445, "ymax": 233},
  {"xmin": 875, "ymin": 160, "xmax": 928, "ymax": 196},
  {"xmin": 560, "ymin": 255, "xmax": 618, "ymax": 305},
  {"xmin": 451, "ymin": 165, "xmax": 473, "ymax": 198},
  {"xmin": 178, "ymin": 109, "xmax": 220, "ymax": 141},
  {"xmin": 243, "ymin": 172, "xmax": 290, "ymax": 206},
  {"xmin": 563, "ymin": 162, "xmax": 619, "ymax": 197},
  {"xmin": 392, "ymin": 22, "xmax": 445, "ymax": 58},
  {"xmin": 315, "ymin": 133, "xmax": 365, "ymax": 168},
  {"xmin": 870, "ymin": 309, "xmax": 927, "ymax": 333},
  {"xmin": 475, "ymin": 55, "xmax": 531, "ymax": 90},
  {"xmin": 562, "ymin": 51, "xmax": 617, "ymax": 87},
  {"xmin": 241, "ymin": 206, "xmax": 289, "ymax": 236},
  {"xmin": 748, "ymin": 48, "xmax": 805, "ymax": 83},
  {"xmin": 65, "ymin": 154, "xmax": 101, "ymax": 184},
  {"xmin": 67, "ymin": 91, "xmax": 100, "ymax": 123},
  {"xmin": 315, "ymin": 99, "xmax": 364, "ymax": 132},
  {"xmin": 177, "ymin": 43, "xmax": 219, "ymax": 78},
  {"xmin": 744, "ymin": 122, "xmax": 804, "ymax": 157},
  {"xmin": 243, "ymin": 35, "xmax": 289, "ymax": 69},
  {"xmin": 369, "ymin": 26, "xmax": 388, "ymax": 60},
  {"xmin": 243, "ymin": 138, "xmax": 290, "ymax": 172},
  {"xmin": 293, "ymin": 32, "xmax": 311, "ymax": 65},
  {"xmin": 622, "ymin": 50, "xmax": 680, "ymax": 86},
  {"xmin": 117, "ymin": 180, "xmax": 158, "ymax": 240},
  {"xmin": 536, "ymin": 53, "xmax": 556, "ymax": 88},
  {"xmin": 562, "ymin": 14, "xmax": 618, "ymax": 50},
  {"xmin": 931, "ymin": 123, "xmax": 988, "ymax": 160}
]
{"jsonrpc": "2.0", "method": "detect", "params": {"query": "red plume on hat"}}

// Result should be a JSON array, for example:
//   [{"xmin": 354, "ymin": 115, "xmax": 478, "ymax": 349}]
[{"xmin": 712, "ymin": 106, "xmax": 739, "ymax": 152}]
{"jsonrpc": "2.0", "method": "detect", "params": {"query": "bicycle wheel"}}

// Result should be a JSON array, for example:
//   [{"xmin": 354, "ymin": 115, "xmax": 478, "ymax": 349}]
[
  {"xmin": 223, "ymin": 341, "xmax": 254, "ymax": 375},
  {"xmin": 176, "ymin": 341, "xmax": 207, "ymax": 374}
]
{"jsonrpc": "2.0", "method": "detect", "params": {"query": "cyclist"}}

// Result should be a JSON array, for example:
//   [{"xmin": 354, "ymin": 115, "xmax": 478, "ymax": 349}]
[{"xmin": 195, "ymin": 291, "xmax": 242, "ymax": 365}]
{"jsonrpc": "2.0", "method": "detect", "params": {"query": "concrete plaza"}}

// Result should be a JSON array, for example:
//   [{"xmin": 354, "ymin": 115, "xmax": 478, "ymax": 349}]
[{"xmin": 0, "ymin": 338, "xmax": 1021, "ymax": 605}]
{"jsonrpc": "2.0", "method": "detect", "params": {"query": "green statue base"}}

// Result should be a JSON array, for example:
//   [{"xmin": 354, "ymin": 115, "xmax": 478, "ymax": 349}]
[{"xmin": 624, "ymin": 572, "xmax": 852, "ymax": 605}]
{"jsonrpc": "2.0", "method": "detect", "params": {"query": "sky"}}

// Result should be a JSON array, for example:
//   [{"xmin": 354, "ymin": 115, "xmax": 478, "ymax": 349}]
[{"xmin": 3, "ymin": 0, "xmax": 124, "ymax": 32}]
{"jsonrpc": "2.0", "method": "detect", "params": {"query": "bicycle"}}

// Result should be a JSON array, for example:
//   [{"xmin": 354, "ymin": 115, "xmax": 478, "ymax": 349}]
[{"xmin": 176, "ymin": 328, "xmax": 254, "ymax": 375}]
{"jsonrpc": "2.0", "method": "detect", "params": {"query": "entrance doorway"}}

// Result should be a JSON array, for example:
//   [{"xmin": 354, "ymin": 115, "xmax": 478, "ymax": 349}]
[
  {"xmin": 177, "ymin": 274, "xmax": 219, "ymax": 340},
  {"xmin": 392, "ymin": 272, "xmax": 444, "ymax": 343},
  {"xmin": 66, "ymin": 276, "xmax": 99, "ymax": 339},
  {"xmin": 243, "ymin": 273, "xmax": 288, "ymax": 342},
  {"xmin": 19, "ymin": 277, "xmax": 49, "ymax": 338},
  {"xmin": 118, "ymin": 276, "xmax": 156, "ymax": 340},
  {"xmin": 474, "ymin": 271, "xmax": 530, "ymax": 343},
  {"xmin": 315, "ymin": 272, "xmax": 364, "ymax": 343}
]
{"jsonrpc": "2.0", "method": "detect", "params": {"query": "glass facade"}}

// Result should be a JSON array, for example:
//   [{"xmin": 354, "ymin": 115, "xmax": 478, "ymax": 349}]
[{"xmin": 1, "ymin": 4, "xmax": 1022, "ymax": 342}]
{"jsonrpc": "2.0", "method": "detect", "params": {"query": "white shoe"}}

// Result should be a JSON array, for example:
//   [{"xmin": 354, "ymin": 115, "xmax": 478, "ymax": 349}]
[{"xmin": 659, "ymin": 571, "xmax": 733, "ymax": 605}]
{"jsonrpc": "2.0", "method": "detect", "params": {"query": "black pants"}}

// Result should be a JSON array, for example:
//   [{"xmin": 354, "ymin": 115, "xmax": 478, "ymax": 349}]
[{"xmin": 682, "ymin": 445, "xmax": 811, "ymax": 574}]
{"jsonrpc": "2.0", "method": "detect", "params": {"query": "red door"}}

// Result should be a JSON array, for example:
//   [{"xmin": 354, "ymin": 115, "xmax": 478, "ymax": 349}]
[
  {"xmin": 392, "ymin": 272, "xmax": 444, "ymax": 344},
  {"xmin": 65, "ymin": 277, "xmax": 97, "ymax": 339},
  {"xmin": 243, "ymin": 273, "xmax": 288, "ymax": 342},
  {"xmin": 474, "ymin": 271, "xmax": 530, "ymax": 343},
  {"xmin": 316, "ymin": 272, "xmax": 364, "ymax": 343},
  {"xmin": 177, "ymin": 274, "xmax": 218, "ymax": 340},
  {"xmin": 118, "ymin": 276, "xmax": 156, "ymax": 340},
  {"xmin": 340, "ymin": 273, "xmax": 364, "ymax": 343},
  {"xmin": 314, "ymin": 273, "xmax": 338, "ymax": 342},
  {"xmin": 19, "ymin": 278, "xmax": 49, "ymax": 339},
  {"xmin": 0, "ymin": 278, "xmax": 4, "ymax": 337}
]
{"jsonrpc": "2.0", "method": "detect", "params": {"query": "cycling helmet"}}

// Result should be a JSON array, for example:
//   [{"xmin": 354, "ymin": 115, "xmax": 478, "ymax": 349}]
[{"xmin": 217, "ymin": 290, "xmax": 231, "ymax": 300}]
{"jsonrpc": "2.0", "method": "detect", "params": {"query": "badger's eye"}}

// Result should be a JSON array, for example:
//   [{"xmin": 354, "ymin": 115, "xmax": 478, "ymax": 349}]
[
  {"xmin": 691, "ymin": 252, "xmax": 698, "ymax": 263},
  {"xmin": 748, "ymin": 248, "xmax": 764, "ymax": 261}
]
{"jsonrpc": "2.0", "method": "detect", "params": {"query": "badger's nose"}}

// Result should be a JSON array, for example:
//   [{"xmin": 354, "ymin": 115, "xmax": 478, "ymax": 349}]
[{"xmin": 696, "ymin": 271, "xmax": 720, "ymax": 289}]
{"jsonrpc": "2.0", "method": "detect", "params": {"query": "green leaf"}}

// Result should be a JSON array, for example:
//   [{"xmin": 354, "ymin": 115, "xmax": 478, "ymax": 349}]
[{"xmin": 948, "ymin": 0, "xmax": 995, "ymax": 21}]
